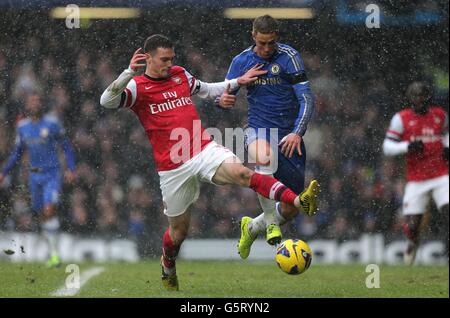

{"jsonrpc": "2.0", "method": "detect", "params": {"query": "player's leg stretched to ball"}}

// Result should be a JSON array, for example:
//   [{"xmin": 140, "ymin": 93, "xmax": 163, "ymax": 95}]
[{"xmin": 159, "ymin": 142, "xmax": 316, "ymax": 291}]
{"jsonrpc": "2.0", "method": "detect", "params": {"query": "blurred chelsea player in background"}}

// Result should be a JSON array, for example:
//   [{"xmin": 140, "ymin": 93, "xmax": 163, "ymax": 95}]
[{"xmin": 0, "ymin": 92, "xmax": 76, "ymax": 267}]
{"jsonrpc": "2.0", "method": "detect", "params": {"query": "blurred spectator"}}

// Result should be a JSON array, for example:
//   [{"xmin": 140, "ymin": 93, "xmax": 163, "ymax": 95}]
[{"xmin": 68, "ymin": 189, "xmax": 92, "ymax": 234}]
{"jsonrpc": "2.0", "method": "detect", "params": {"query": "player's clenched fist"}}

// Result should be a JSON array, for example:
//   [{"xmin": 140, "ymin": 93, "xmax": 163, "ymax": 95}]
[
  {"xmin": 408, "ymin": 140, "xmax": 424, "ymax": 155},
  {"xmin": 219, "ymin": 84, "xmax": 236, "ymax": 108}
]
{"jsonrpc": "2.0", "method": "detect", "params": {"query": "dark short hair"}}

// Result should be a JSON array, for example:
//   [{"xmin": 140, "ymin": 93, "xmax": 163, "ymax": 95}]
[
  {"xmin": 252, "ymin": 15, "xmax": 279, "ymax": 34},
  {"xmin": 406, "ymin": 81, "xmax": 431, "ymax": 102},
  {"xmin": 143, "ymin": 34, "xmax": 173, "ymax": 54}
]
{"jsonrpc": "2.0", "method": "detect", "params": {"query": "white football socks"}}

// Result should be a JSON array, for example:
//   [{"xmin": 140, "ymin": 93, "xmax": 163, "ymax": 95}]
[
  {"xmin": 258, "ymin": 193, "xmax": 278, "ymax": 226},
  {"xmin": 248, "ymin": 213, "xmax": 266, "ymax": 238},
  {"xmin": 248, "ymin": 202, "xmax": 288, "ymax": 238},
  {"xmin": 42, "ymin": 216, "xmax": 60, "ymax": 258},
  {"xmin": 275, "ymin": 202, "xmax": 287, "ymax": 225}
]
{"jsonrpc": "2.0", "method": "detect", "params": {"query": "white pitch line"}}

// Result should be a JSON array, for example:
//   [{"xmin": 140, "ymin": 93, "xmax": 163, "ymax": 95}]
[{"xmin": 50, "ymin": 266, "xmax": 105, "ymax": 297}]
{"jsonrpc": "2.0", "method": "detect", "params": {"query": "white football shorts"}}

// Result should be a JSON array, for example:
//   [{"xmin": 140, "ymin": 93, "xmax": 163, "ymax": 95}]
[
  {"xmin": 402, "ymin": 174, "xmax": 449, "ymax": 215},
  {"xmin": 158, "ymin": 141, "xmax": 238, "ymax": 217}
]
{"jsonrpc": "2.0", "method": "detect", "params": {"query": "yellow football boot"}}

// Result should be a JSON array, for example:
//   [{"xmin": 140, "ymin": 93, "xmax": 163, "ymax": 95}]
[
  {"xmin": 238, "ymin": 216, "xmax": 257, "ymax": 259},
  {"xmin": 266, "ymin": 223, "xmax": 282, "ymax": 245},
  {"xmin": 299, "ymin": 180, "xmax": 320, "ymax": 216}
]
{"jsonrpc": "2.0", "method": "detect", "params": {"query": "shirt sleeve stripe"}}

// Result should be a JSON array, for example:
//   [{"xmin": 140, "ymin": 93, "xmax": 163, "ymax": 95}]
[
  {"xmin": 387, "ymin": 129, "xmax": 402, "ymax": 137},
  {"xmin": 386, "ymin": 136, "xmax": 401, "ymax": 142},
  {"xmin": 118, "ymin": 91, "xmax": 127, "ymax": 108},
  {"xmin": 294, "ymin": 93, "xmax": 311, "ymax": 135},
  {"xmin": 122, "ymin": 88, "xmax": 131, "ymax": 108},
  {"xmin": 278, "ymin": 47, "xmax": 301, "ymax": 72},
  {"xmin": 184, "ymin": 69, "xmax": 200, "ymax": 95}
]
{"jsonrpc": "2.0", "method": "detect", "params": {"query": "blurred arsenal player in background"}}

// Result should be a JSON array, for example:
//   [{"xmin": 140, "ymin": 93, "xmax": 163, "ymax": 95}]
[{"xmin": 383, "ymin": 81, "xmax": 449, "ymax": 265}]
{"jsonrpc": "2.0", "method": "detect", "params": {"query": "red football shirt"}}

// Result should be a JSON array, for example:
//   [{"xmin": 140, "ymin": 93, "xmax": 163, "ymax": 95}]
[
  {"xmin": 121, "ymin": 66, "xmax": 212, "ymax": 171},
  {"xmin": 387, "ymin": 106, "xmax": 448, "ymax": 181}
]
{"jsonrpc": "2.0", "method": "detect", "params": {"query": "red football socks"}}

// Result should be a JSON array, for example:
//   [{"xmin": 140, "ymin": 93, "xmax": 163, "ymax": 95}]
[
  {"xmin": 162, "ymin": 228, "xmax": 180, "ymax": 268},
  {"xmin": 249, "ymin": 173, "xmax": 297, "ymax": 205}
]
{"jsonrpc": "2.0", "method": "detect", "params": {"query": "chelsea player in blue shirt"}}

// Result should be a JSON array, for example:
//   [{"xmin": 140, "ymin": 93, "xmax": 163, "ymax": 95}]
[
  {"xmin": 0, "ymin": 93, "xmax": 76, "ymax": 267},
  {"xmin": 218, "ymin": 15, "xmax": 320, "ymax": 259}
]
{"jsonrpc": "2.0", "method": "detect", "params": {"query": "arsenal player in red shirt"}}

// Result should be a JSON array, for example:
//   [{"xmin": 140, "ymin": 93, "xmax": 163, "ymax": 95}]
[
  {"xmin": 100, "ymin": 34, "xmax": 320, "ymax": 290},
  {"xmin": 383, "ymin": 81, "xmax": 449, "ymax": 265}
]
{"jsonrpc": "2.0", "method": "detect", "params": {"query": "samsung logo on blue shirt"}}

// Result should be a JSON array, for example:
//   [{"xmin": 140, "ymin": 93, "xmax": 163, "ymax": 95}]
[{"xmin": 250, "ymin": 76, "xmax": 282, "ymax": 86}]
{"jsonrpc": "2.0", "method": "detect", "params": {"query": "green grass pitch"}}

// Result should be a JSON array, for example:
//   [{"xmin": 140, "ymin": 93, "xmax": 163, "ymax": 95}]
[{"xmin": 0, "ymin": 260, "xmax": 448, "ymax": 298}]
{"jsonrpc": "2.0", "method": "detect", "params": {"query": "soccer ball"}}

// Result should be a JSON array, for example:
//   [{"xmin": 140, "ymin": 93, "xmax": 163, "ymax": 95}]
[{"xmin": 275, "ymin": 239, "xmax": 312, "ymax": 275}]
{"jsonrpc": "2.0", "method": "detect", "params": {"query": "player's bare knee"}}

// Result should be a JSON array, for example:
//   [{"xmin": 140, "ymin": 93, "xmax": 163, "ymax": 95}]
[
  {"xmin": 237, "ymin": 167, "xmax": 253, "ymax": 186},
  {"xmin": 256, "ymin": 158, "xmax": 271, "ymax": 166}
]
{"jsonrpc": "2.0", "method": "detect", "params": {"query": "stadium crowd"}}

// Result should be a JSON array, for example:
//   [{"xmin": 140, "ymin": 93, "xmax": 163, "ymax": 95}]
[{"xmin": 0, "ymin": 8, "xmax": 448, "ymax": 256}]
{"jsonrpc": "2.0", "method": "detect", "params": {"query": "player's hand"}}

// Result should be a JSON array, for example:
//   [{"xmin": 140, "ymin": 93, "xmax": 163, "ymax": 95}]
[
  {"xmin": 237, "ymin": 64, "xmax": 267, "ymax": 86},
  {"xmin": 407, "ymin": 140, "xmax": 424, "ymax": 155},
  {"xmin": 0, "ymin": 173, "xmax": 4, "ymax": 185},
  {"xmin": 129, "ymin": 48, "xmax": 147, "ymax": 73},
  {"xmin": 279, "ymin": 133, "xmax": 302, "ymax": 158},
  {"xmin": 64, "ymin": 170, "xmax": 76, "ymax": 184},
  {"xmin": 218, "ymin": 84, "xmax": 236, "ymax": 109}
]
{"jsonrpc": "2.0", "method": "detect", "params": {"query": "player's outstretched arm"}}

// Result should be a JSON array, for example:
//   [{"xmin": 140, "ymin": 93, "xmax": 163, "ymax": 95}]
[
  {"xmin": 100, "ymin": 48, "xmax": 146, "ymax": 109},
  {"xmin": 216, "ymin": 56, "xmax": 245, "ymax": 109},
  {"xmin": 196, "ymin": 64, "xmax": 267, "ymax": 99}
]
